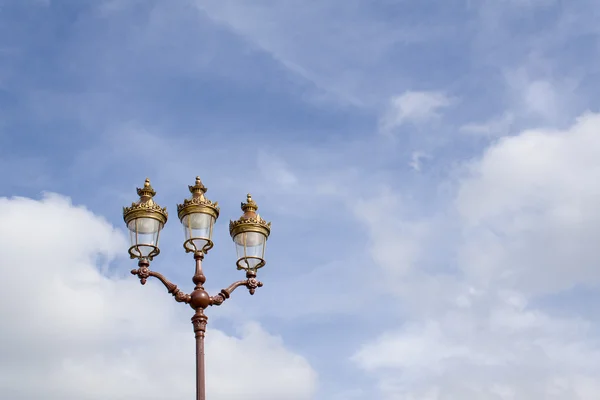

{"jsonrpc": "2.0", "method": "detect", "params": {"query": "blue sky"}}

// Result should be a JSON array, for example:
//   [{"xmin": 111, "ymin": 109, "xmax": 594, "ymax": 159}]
[{"xmin": 1, "ymin": 0, "xmax": 600, "ymax": 399}]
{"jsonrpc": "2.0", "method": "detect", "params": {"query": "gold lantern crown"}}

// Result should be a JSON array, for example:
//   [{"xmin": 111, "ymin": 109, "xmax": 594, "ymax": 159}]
[
  {"xmin": 176, "ymin": 177, "xmax": 220, "ymax": 221},
  {"xmin": 229, "ymin": 194, "xmax": 271, "ymax": 239},
  {"xmin": 123, "ymin": 178, "xmax": 168, "ymax": 225}
]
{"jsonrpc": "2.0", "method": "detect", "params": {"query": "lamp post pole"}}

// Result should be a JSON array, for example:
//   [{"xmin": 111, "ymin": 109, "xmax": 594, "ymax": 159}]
[
  {"xmin": 124, "ymin": 177, "xmax": 271, "ymax": 400},
  {"xmin": 191, "ymin": 252, "xmax": 208, "ymax": 400}
]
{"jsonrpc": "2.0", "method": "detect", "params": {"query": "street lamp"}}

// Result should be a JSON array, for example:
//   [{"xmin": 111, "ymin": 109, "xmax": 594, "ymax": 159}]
[{"xmin": 123, "ymin": 177, "xmax": 271, "ymax": 400}]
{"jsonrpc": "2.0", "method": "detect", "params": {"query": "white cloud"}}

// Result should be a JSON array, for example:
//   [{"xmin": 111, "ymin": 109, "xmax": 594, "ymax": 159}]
[
  {"xmin": 0, "ymin": 194, "xmax": 317, "ymax": 400},
  {"xmin": 352, "ymin": 112, "xmax": 600, "ymax": 399},
  {"xmin": 457, "ymin": 112, "xmax": 600, "ymax": 294},
  {"xmin": 379, "ymin": 91, "xmax": 453, "ymax": 135},
  {"xmin": 353, "ymin": 290, "xmax": 600, "ymax": 400}
]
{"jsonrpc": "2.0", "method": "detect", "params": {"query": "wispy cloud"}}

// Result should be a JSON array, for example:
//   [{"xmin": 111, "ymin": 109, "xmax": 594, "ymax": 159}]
[
  {"xmin": 379, "ymin": 91, "xmax": 454, "ymax": 135},
  {"xmin": 195, "ymin": 1, "xmax": 456, "ymax": 108},
  {"xmin": 408, "ymin": 151, "xmax": 431, "ymax": 171},
  {"xmin": 460, "ymin": 112, "xmax": 515, "ymax": 137}
]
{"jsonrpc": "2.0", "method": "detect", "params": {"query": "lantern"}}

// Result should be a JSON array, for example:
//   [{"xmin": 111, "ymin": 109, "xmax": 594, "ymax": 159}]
[
  {"xmin": 177, "ymin": 177, "xmax": 220, "ymax": 254},
  {"xmin": 123, "ymin": 178, "xmax": 168, "ymax": 260},
  {"xmin": 229, "ymin": 194, "xmax": 271, "ymax": 271}
]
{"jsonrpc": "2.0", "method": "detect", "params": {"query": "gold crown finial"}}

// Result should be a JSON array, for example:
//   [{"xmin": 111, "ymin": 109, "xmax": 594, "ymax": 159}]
[
  {"xmin": 241, "ymin": 193, "xmax": 258, "ymax": 213},
  {"xmin": 188, "ymin": 176, "xmax": 207, "ymax": 197},
  {"xmin": 136, "ymin": 178, "xmax": 156, "ymax": 198}
]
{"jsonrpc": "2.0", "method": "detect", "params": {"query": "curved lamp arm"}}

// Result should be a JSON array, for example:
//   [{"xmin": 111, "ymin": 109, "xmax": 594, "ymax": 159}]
[
  {"xmin": 210, "ymin": 272, "xmax": 263, "ymax": 306},
  {"xmin": 131, "ymin": 261, "xmax": 191, "ymax": 304}
]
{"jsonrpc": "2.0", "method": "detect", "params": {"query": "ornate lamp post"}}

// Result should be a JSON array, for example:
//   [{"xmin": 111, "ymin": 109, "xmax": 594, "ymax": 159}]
[{"xmin": 123, "ymin": 177, "xmax": 271, "ymax": 400}]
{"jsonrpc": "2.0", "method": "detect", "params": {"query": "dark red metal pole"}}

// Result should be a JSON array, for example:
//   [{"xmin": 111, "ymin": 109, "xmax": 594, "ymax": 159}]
[
  {"xmin": 192, "ymin": 310, "xmax": 208, "ymax": 400},
  {"xmin": 189, "ymin": 252, "xmax": 210, "ymax": 400}
]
